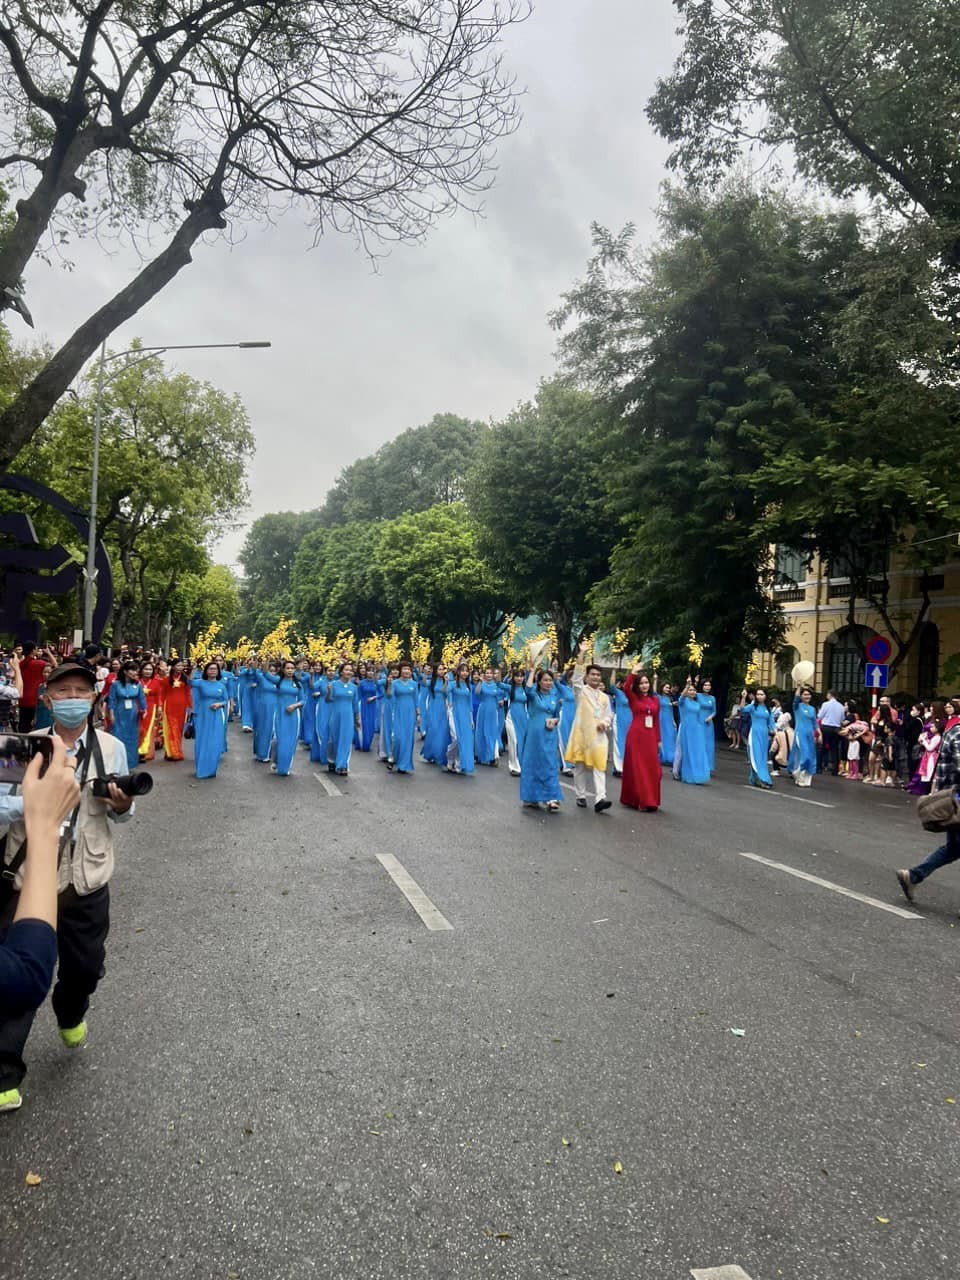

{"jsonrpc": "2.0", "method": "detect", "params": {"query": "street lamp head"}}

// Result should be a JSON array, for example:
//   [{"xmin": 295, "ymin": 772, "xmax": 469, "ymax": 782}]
[{"xmin": 238, "ymin": 341, "xmax": 271, "ymax": 348}]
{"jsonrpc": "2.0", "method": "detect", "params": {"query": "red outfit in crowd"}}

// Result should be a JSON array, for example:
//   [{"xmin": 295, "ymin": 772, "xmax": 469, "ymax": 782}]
[{"xmin": 620, "ymin": 672, "xmax": 662, "ymax": 811}]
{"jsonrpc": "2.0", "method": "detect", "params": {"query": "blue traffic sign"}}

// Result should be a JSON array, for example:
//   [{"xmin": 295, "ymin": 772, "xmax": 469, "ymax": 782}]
[
  {"xmin": 866, "ymin": 663, "xmax": 888, "ymax": 690},
  {"xmin": 866, "ymin": 635, "xmax": 892, "ymax": 664}
]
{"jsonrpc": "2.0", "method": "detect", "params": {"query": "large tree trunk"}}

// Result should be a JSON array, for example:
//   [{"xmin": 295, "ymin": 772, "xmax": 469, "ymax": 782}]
[{"xmin": 0, "ymin": 194, "xmax": 226, "ymax": 468}]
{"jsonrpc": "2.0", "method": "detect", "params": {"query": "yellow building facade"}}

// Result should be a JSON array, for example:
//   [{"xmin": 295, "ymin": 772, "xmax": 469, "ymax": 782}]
[{"xmin": 755, "ymin": 549, "xmax": 960, "ymax": 701}]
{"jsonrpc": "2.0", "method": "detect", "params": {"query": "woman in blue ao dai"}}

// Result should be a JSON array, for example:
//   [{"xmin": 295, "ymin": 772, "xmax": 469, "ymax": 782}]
[
  {"xmin": 521, "ymin": 668, "xmax": 563, "ymax": 809},
  {"xmin": 309, "ymin": 666, "xmax": 330, "ymax": 764},
  {"xmin": 190, "ymin": 661, "xmax": 229, "ymax": 779},
  {"xmin": 239, "ymin": 664, "xmax": 258, "ymax": 732},
  {"xmin": 674, "ymin": 679, "xmax": 711, "ymax": 784},
  {"xmin": 417, "ymin": 665, "xmax": 433, "ymax": 739},
  {"xmin": 386, "ymin": 662, "xmax": 419, "ymax": 773},
  {"xmin": 106, "ymin": 662, "xmax": 146, "ymax": 768},
  {"xmin": 261, "ymin": 659, "xmax": 303, "ymax": 776},
  {"xmin": 556, "ymin": 671, "xmax": 577, "ymax": 775},
  {"xmin": 326, "ymin": 661, "xmax": 361, "ymax": 775},
  {"xmin": 474, "ymin": 667, "xmax": 502, "ymax": 766},
  {"xmin": 252, "ymin": 663, "xmax": 277, "ymax": 762},
  {"xmin": 739, "ymin": 687, "xmax": 775, "ymax": 788},
  {"xmin": 609, "ymin": 677, "xmax": 631, "ymax": 777},
  {"xmin": 445, "ymin": 664, "xmax": 476, "ymax": 775},
  {"xmin": 357, "ymin": 665, "xmax": 380, "ymax": 752},
  {"xmin": 697, "ymin": 679, "xmax": 717, "ymax": 774},
  {"xmin": 503, "ymin": 670, "xmax": 528, "ymax": 777},
  {"xmin": 378, "ymin": 666, "xmax": 397, "ymax": 762},
  {"xmin": 792, "ymin": 687, "xmax": 819, "ymax": 788},
  {"xmin": 656, "ymin": 681, "xmax": 678, "ymax": 766},
  {"xmin": 421, "ymin": 665, "xmax": 451, "ymax": 765}
]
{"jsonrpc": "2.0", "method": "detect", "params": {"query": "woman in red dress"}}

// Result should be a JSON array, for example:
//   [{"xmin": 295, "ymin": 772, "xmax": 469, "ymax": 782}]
[
  {"xmin": 137, "ymin": 660, "xmax": 164, "ymax": 761},
  {"xmin": 620, "ymin": 668, "xmax": 662, "ymax": 811},
  {"xmin": 161, "ymin": 660, "xmax": 193, "ymax": 762}
]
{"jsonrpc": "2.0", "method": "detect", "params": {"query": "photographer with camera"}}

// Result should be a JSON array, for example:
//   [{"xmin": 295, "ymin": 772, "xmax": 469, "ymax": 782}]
[{"xmin": 0, "ymin": 662, "xmax": 141, "ymax": 1114}]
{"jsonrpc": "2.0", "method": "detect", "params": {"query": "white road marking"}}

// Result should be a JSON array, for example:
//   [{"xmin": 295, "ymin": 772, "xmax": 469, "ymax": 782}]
[
  {"xmin": 376, "ymin": 853, "xmax": 453, "ymax": 932},
  {"xmin": 738, "ymin": 852, "xmax": 923, "ymax": 920},
  {"xmin": 313, "ymin": 772, "xmax": 342, "ymax": 797},
  {"xmin": 742, "ymin": 785, "xmax": 834, "ymax": 809},
  {"xmin": 691, "ymin": 1268, "xmax": 754, "ymax": 1280}
]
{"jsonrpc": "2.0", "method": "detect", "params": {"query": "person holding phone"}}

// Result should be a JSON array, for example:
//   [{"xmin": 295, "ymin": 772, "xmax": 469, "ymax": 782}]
[{"xmin": 0, "ymin": 740, "xmax": 79, "ymax": 1015}]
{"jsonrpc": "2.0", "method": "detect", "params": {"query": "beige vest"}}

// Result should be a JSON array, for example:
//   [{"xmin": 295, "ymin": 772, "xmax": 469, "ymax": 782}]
[{"xmin": 3, "ymin": 728, "xmax": 131, "ymax": 896}]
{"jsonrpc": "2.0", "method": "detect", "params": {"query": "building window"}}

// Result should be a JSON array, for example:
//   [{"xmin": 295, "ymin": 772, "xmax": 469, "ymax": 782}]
[
  {"xmin": 917, "ymin": 622, "xmax": 939, "ymax": 699},
  {"xmin": 825, "ymin": 625, "xmax": 875, "ymax": 699},
  {"xmin": 775, "ymin": 646, "xmax": 799, "ymax": 690},
  {"xmin": 828, "ymin": 547, "xmax": 888, "ymax": 582},
  {"xmin": 774, "ymin": 545, "xmax": 806, "ymax": 587}
]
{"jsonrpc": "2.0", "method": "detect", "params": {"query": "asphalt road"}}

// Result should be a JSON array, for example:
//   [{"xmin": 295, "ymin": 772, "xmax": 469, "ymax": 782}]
[{"xmin": 1, "ymin": 727, "xmax": 958, "ymax": 1280}]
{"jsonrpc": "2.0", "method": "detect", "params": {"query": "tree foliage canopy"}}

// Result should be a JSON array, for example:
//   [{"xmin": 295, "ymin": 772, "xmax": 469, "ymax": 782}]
[
  {"xmin": 319, "ymin": 414, "xmax": 488, "ymax": 526},
  {"xmin": 465, "ymin": 380, "xmax": 619, "ymax": 661},
  {"xmin": 0, "ymin": 0, "xmax": 527, "ymax": 466}
]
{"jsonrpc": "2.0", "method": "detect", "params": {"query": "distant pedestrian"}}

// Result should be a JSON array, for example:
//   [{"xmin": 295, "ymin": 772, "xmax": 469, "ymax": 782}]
[
  {"xmin": 897, "ymin": 704, "xmax": 960, "ymax": 901},
  {"xmin": 817, "ymin": 689, "xmax": 844, "ymax": 775}
]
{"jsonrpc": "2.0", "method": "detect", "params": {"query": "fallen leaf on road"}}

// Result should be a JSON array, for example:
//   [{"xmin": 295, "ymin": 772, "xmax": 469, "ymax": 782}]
[
  {"xmin": 729, "ymin": 1028, "xmax": 746, "ymax": 1037},
  {"xmin": 613, "ymin": 1160, "xmax": 623, "ymax": 1175},
  {"xmin": 914, "ymin": 1063, "xmax": 927, "ymax": 1068},
  {"xmin": 134, "ymin": 927, "xmax": 145, "ymax": 933},
  {"xmin": 946, "ymin": 1098, "xmax": 956, "ymax": 1105},
  {"xmin": 561, "ymin": 1137, "xmax": 571, "ymax": 1147},
  {"xmin": 875, "ymin": 1217, "xmax": 890, "ymax": 1224},
  {"xmin": 495, "ymin": 1232, "xmax": 512, "ymax": 1240},
  {"xmin": 368, "ymin": 1130, "xmax": 382, "ymax": 1137},
  {"xmin": 24, "ymin": 1172, "xmax": 41, "ymax": 1186}
]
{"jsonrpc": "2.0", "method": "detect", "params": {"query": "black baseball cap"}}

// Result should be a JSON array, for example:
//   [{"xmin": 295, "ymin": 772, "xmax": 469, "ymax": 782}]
[{"xmin": 45, "ymin": 663, "xmax": 97, "ymax": 689}]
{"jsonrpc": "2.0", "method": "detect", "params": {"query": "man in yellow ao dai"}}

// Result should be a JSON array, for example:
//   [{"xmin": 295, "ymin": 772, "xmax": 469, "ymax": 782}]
[{"xmin": 565, "ymin": 643, "xmax": 614, "ymax": 813}]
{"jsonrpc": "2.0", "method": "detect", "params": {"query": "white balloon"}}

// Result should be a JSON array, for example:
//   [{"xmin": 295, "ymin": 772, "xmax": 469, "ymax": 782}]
[{"xmin": 792, "ymin": 660, "xmax": 815, "ymax": 685}]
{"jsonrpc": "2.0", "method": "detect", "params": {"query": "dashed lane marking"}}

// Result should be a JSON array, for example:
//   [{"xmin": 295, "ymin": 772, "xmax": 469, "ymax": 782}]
[
  {"xmin": 376, "ymin": 853, "xmax": 453, "ymax": 932},
  {"xmin": 742, "ymin": 784, "xmax": 835, "ymax": 809},
  {"xmin": 738, "ymin": 852, "xmax": 923, "ymax": 920},
  {"xmin": 313, "ymin": 772, "xmax": 342, "ymax": 797},
  {"xmin": 691, "ymin": 1268, "xmax": 755, "ymax": 1280}
]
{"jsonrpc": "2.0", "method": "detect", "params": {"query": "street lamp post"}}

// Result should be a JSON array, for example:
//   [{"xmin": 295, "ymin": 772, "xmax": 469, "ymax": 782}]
[{"xmin": 81, "ymin": 339, "xmax": 271, "ymax": 642}]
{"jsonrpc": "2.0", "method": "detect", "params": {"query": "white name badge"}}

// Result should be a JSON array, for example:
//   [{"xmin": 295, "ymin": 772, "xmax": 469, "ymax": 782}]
[
  {"xmin": 125, "ymin": 699, "xmax": 133, "ymax": 711},
  {"xmin": 644, "ymin": 715, "xmax": 653, "ymax": 729}
]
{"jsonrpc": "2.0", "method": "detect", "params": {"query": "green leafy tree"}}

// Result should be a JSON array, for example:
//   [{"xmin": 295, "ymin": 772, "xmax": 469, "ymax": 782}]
[
  {"xmin": 319, "ymin": 414, "xmax": 488, "ymax": 526},
  {"xmin": 290, "ymin": 522, "xmax": 390, "ymax": 638},
  {"xmin": 11, "ymin": 348, "xmax": 253, "ymax": 644},
  {"xmin": 552, "ymin": 183, "xmax": 866, "ymax": 690},
  {"xmin": 466, "ymin": 381, "xmax": 621, "ymax": 662},
  {"xmin": 0, "ymin": 2, "xmax": 526, "ymax": 467},
  {"xmin": 238, "ymin": 510, "xmax": 324, "ymax": 637},
  {"xmin": 377, "ymin": 504, "xmax": 509, "ymax": 641}
]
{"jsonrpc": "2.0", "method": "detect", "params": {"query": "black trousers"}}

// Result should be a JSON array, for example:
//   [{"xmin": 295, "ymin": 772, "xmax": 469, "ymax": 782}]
[
  {"xmin": 17, "ymin": 705, "xmax": 36, "ymax": 732},
  {"xmin": 820, "ymin": 726, "xmax": 841, "ymax": 774},
  {"xmin": 0, "ymin": 884, "xmax": 110, "ymax": 1090}
]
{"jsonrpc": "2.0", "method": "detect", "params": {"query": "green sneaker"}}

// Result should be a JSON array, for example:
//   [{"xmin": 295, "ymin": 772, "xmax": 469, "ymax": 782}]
[
  {"xmin": 0, "ymin": 1088, "xmax": 22, "ymax": 1113},
  {"xmin": 59, "ymin": 1021, "xmax": 87, "ymax": 1049}
]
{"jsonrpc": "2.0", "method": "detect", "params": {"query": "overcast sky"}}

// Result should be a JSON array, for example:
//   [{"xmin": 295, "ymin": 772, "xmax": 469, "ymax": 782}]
[{"xmin": 20, "ymin": 1, "xmax": 680, "ymax": 568}]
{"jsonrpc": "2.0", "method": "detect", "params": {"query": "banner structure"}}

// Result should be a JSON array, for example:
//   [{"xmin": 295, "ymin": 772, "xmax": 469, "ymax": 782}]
[{"xmin": 0, "ymin": 473, "xmax": 113, "ymax": 644}]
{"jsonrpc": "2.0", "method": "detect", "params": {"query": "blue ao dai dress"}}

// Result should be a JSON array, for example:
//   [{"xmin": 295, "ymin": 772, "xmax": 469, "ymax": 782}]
[
  {"xmin": 520, "ymin": 687, "xmax": 563, "ymax": 804},
  {"xmin": 358, "ymin": 677, "xmax": 380, "ymax": 751},
  {"xmin": 267, "ymin": 674, "xmax": 303, "ymax": 775},
  {"xmin": 658, "ymin": 694, "xmax": 678, "ymax": 765},
  {"xmin": 310, "ymin": 675, "xmax": 330, "ymax": 764},
  {"xmin": 388, "ymin": 677, "xmax": 418, "ymax": 772},
  {"xmin": 252, "ymin": 670, "xmax": 276, "ymax": 762},
  {"xmin": 697, "ymin": 692, "xmax": 717, "ymax": 774},
  {"xmin": 742, "ymin": 701, "xmax": 775, "ymax": 786},
  {"xmin": 421, "ymin": 676, "xmax": 452, "ymax": 764},
  {"xmin": 446, "ymin": 680, "xmax": 475, "ymax": 774},
  {"xmin": 327, "ymin": 678, "xmax": 360, "ymax": 772},
  {"xmin": 793, "ymin": 698, "xmax": 818, "ymax": 778},
  {"xmin": 675, "ymin": 694, "xmax": 710, "ymax": 784},
  {"xmin": 106, "ymin": 680, "xmax": 146, "ymax": 768},
  {"xmin": 474, "ymin": 680, "xmax": 502, "ymax": 764},
  {"xmin": 190, "ymin": 676, "xmax": 228, "ymax": 779}
]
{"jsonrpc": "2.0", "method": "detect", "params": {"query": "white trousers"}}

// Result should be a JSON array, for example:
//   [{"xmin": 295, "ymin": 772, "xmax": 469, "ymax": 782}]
[
  {"xmin": 612, "ymin": 729, "xmax": 623, "ymax": 774},
  {"xmin": 574, "ymin": 762, "xmax": 607, "ymax": 802},
  {"xmin": 505, "ymin": 713, "xmax": 521, "ymax": 773}
]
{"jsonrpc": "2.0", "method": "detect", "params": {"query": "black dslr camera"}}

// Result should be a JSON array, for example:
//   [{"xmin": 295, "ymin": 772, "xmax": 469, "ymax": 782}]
[{"xmin": 90, "ymin": 771, "xmax": 153, "ymax": 799}]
